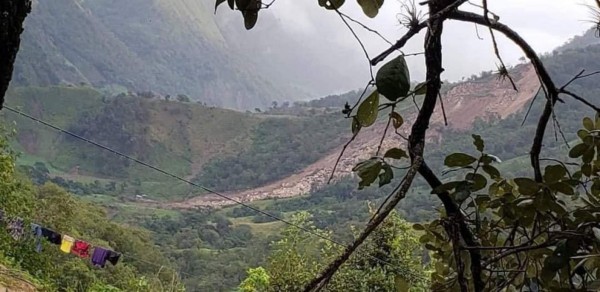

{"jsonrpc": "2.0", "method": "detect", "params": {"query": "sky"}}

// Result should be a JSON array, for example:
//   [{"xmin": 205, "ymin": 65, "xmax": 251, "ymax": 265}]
[{"xmin": 233, "ymin": 0, "xmax": 597, "ymax": 95}]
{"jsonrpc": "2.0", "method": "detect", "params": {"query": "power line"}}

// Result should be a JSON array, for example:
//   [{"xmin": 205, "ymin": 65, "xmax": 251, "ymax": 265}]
[{"xmin": 2, "ymin": 105, "xmax": 396, "ymax": 268}]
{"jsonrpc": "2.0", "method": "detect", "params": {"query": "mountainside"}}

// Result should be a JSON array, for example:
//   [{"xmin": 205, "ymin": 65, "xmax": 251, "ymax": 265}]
[
  {"xmin": 12, "ymin": 0, "xmax": 378, "ymax": 109},
  {"xmin": 12, "ymin": 0, "xmax": 289, "ymax": 109}
]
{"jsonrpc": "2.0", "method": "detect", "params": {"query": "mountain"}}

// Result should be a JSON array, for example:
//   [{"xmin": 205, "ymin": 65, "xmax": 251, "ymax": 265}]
[
  {"xmin": 11, "ymin": 0, "xmax": 372, "ymax": 110},
  {"xmin": 12, "ymin": 0, "xmax": 291, "ymax": 109}
]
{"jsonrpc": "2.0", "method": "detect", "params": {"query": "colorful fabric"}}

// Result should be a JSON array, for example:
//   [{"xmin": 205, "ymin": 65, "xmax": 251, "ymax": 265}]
[
  {"xmin": 41, "ymin": 227, "xmax": 62, "ymax": 245},
  {"xmin": 31, "ymin": 223, "xmax": 43, "ymax": 252},
  {"xmin": 107, "ymin": 250, "xmax": 121, "ymax": 266},
  {"xmin": 71, "ymin": 240, "xmax": 91, "ymax": 258},
  {"xmin": 60, "ymin": 235, "xmax": 75, "ymax": 253},
  {"xmin": 91, "ymin": 247, "xmax": 110, "ymax": 267}
]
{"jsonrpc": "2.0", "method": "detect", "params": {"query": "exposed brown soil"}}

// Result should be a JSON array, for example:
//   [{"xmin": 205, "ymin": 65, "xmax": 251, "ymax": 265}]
[{"xmin": 165, "ymin": 64, "xmax": 540, "ymax": 209}]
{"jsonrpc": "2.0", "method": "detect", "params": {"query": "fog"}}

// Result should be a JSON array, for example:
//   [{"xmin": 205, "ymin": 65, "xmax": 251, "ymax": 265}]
[{"xmin": 218, "ymin": 0, "xmax": 597, "ymax": 97}]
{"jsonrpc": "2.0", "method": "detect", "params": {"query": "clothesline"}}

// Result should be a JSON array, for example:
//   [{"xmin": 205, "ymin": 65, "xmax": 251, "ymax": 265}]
[
  {"xmin": 0, "ymin": 209, "xmax": 192, "ymax": 276},
  {"xmin": 1, "ymin": 209, "xmax": 119, "ymax": 268}
]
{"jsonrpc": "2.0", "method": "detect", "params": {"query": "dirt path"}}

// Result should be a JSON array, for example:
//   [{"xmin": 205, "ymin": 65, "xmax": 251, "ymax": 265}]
[{"xmin": 163, "ymin": 64, "xmax": 540, "ymax": 209}]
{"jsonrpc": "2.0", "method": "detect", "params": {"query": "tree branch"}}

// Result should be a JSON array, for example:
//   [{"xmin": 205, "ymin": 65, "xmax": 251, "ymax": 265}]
[
  {"xmin": 370, "ymin": 0, "xmax": 468, "ymax": 66},
  {"xmin": 448, "ymin": 10, "xmax": 561, "ymax": 182},
  {"xmin": 302, "ymin": 157, "xmax": 423, "ymax": 291},
  {"xmin": 0, "ymin": 0, "xmax": 32, "ymax": 108}
]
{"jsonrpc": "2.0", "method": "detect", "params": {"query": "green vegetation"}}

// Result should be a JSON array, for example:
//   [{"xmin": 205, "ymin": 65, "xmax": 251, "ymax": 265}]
[
  {"xmin": 239, "ymin": 211, "xmax": 429, "ymax": 292},
  {"xmin": 0, "ymin": 130, "xmax": 183, "ymax": 291},
  {"xmin": 195, "ymin": 113, "xmax": 348, "ymax": 191}
]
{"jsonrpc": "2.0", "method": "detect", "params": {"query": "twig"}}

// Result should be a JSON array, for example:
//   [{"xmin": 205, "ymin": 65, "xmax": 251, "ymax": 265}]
[
  {"xmin": 482, "ymin": 0, "xmax": 518, "ymax": 91},
  {"xmin": 449, "ymin": 10, "xmax": 560, "ymax": 183},
  {"xmin": 474, "ymin": 23, "xmax": 483, "ymax": 40},
  {"xmin": 438, "ymin": 92, "xmax": 448, "ymax": 126},
  {"xmin": 327, "ymin": 131, "xmax": 359, "ymax": 184},
  {"xmin": 338, "ymin": 11, "xmax": 393, "ymax": 45},
  {"xmin": 332, "ymin": 6, "xmax": 374, "ymax": 79},
  {"xmin": 376, "ymin": 108, "xmax": 394, "ymax": 156},
  {"xmin": 370, "ymin": 0, "xmax": 468, "ymax": 66},
  {"xmin": 303, "ymin": 157, "xmax": 424, "ymax": 291},
  {"xmin": 521, "ymin": 86, "xmax": 542, "ymax": 126},
  {"xmin": 559, "ymin": 89, "xmax": 600, "ymax": 112},
  {"xmin": 348, "ymin": 81, "xmax": 375, "ymax": 116}
]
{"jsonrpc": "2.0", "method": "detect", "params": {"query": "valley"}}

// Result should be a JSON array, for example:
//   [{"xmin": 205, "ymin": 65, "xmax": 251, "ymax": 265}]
[{"xmin": 1, "ymin": 0, "xmax": 600, "ymax": 289}]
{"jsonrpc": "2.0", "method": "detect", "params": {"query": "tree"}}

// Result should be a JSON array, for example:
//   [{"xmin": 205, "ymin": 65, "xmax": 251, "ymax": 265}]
[
  {"xmin": 0, "ymin": 0, "xmax": 31, "ymax": 108},
  {"xmin": 217, "ymin": 0, "xmax": 600, "ymax": 291},
  {"xmin": 176, "ymin": 94, "xmax": 190, "ymax": 102},
  {"xmin": 238, "ymin": 211, "xmax": 429, "ymax": 291}
]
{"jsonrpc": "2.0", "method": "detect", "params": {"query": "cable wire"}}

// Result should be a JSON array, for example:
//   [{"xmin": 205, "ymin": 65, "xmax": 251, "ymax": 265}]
[{"xmin": 2, "ymin": 105, "xmax": 396, "ymax": 268}]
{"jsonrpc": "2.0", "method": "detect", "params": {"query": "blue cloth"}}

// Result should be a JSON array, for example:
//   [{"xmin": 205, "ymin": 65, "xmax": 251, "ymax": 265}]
[{"xmin": 30, "ymin": 223, "xmax": 43, "ymax": 252}]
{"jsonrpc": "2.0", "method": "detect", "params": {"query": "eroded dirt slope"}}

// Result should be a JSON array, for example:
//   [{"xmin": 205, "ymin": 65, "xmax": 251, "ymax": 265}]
[{"xmin": 167, "ymin": 64, "xmax": 540, "ymax": 209}]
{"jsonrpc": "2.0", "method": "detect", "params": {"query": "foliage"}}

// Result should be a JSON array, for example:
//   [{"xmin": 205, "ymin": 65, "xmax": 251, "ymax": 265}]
[
  {"xmin": 239, "ymin": 211, "xmax": 429, "ymax": 291},
  {"xmin": 195, "ymin": 113, "xmax": 347, "ymax": 191},
  {"xmin": 416, "ymin": 117, "xmax": 600, "ymax": 290},
  {"xmin": 0, "ymin": 130, "xmax": 184, "ymax": 291}
]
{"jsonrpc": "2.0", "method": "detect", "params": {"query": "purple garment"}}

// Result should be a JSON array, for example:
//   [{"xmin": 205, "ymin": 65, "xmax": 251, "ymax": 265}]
[{"xmin": 91, "ymin": 247, "xmax": 110, "ymax": 268}]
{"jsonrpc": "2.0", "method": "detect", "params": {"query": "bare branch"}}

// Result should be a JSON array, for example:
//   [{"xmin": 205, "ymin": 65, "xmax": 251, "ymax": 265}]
[
  {"xmin": 327, "ymin": 130, "xmax": 359, "ymax": 184},
  {"xmin": 560, "ymin": 89, "xmax": 600, "ymax": 112},
  {"xmin": 448, "ymin": 10, "xmax": 560, "ymax": 183},
  {"xmin": 371, "ymin": 0, "xmax": 468, "ymax": 66},
  {"xmin": 303, "ymin": 157, "xmax": 424, "ymax": 292},
  {"xmin": 376, "ymin": 108, "xmax": 394, "ymax": 156},
  {"xmin": 482, "ymin": 0, "xmax": 518, "ymax": 91}
]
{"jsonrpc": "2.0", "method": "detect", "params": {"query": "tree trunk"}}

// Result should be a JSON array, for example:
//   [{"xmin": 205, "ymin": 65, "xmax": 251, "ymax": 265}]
[{"xmin": 0, "ymin": 0, "xmax": 31, "ymax": 108}]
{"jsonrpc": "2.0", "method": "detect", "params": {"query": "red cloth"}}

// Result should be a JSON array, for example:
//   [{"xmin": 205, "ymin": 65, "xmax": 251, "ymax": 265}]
[{"xmin": 71, "ymin": 240, "xmax": 91, "ymax": 258}]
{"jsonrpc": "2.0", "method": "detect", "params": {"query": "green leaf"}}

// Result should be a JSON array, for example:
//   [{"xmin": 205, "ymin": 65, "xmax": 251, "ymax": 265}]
[
  {"xmin": 466, "ymin": 173, "xmax": 487, "ymax": 191},
  {"xmin": 569, "ymin": 143, "xmax": 588, "ymax": 158},
  {"xmin": 390, "ymin": 111, "xmax": 403, "ymax": 129},
  {"xmin": 356, "ymin": 91, "xmax": 379, "ymax": 127},
  {"xmin": 353, "ymin": 158, "xmax": 382, "ymax": 190},
  {"xmin": 352, "ymin": 116, "xmax": 361, "ymax": 135},
  {"xmin": 514, "ymin": 178, "xmax": 539, "ymax": 196},
  {"xmin": 384, "ymin": 148, "xmax": 408, "ymax": 160},
  {"xmin": 413, "ymin": 223, "xmax": 425, "ymax": 230},
  {"xmin": 482, "ymin": 165, "xmax": 500, "ymax": 179},
  {"xmin": 413, "ymin": 82, "xmax": 427, "ymax": 95},
  {"xmin": 376, "ymin": 55, "xmax": 410, "ymax": 101},
  {"xmin": 578, "ymin": 129, "xmax": 589, "ymax": 140},
  {"xmin": 454, "ymin": 189, "xmax": 471, "ymax": 203},
  {"xmin": 215, "ymin": 0, "xmax": 227, "ymax": 12},
  {"xmin": 431, "ymin": 181, "xmax": 461, "ymax": 194},
  {"xmin": 357, "ymin": 0, "xmax": 383, "ymax": 18},
  {"xmin": 237, "ymin": 0, "xmax": 261, "ymax": 30},
  {"xmin": 379, "ymin": 163, "xmax": 393, "ymax": 187},
  {"xmin": 583, "ymin": 146, "xmax": 595, "ymax": 164},
  {"xmin": 543, "ymin": 165, "xmax": 566, "ymax": 183},
  {"xmin": 583, "ymin": 117, "xmax": 595, "ymax": 131},
  {"xmin": 472, "ymin": 134, "xmax": 484, "ymax": 152},
  {"xmin": 444, "ymin": 153, "xmax": 477, "ymax": 167},
  {"xmin": 549, "ymin": 182, "xmax": 575, "ymax": 196},
  {"xmin": 318, "ymin": 0, "xmax": 345, "ymax": 9}
]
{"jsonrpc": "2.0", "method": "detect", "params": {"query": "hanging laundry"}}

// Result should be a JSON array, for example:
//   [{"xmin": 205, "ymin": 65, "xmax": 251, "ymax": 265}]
[
  {"xmin": 41, "ymin": 227, "xmax": 62, "ymax": 245},
  {"xmin": 30, "ymin": 223, "xmax": 43, "ymax": 252},
  {"xmin": 60, "ymin": 235, "xmax": 75, "ymax": 253},
  {"xmin": 71, "ymin": 240, "xmax": 91, "ymax": 258},
  {"xmin": 7, "ymin": 218, "xmax": 24, "ymax": 240},
  {"xmin": 107, "ymin": 250, "xmax": 121, "ymax": 266},
  {"xmin": 91, "ymin": 247, "xmax": 110, "ymax": 268}
]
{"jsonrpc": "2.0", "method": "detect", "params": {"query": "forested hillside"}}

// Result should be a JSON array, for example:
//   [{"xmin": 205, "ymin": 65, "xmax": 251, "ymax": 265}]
[
  {"xmin": 0, "ymin": 131, "xmax": 183, "ymax": 291},
  {"xmin": 2, "ymin": 25, "xmax": 600, "ymax": 291}
]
